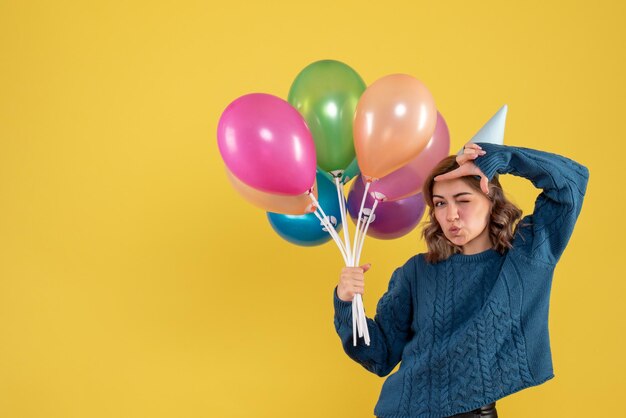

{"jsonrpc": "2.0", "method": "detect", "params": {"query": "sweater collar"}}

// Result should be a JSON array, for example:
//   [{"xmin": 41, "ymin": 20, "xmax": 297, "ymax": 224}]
[{"xmin": 449, "ymin": 247, "xmax": 502, "ymax": 263}]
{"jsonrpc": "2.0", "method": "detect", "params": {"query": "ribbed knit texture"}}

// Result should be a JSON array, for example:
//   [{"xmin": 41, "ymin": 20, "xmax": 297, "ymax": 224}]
[{"xmin": 333, "ymin": 143, "xmax": 589, "ymax": 418}]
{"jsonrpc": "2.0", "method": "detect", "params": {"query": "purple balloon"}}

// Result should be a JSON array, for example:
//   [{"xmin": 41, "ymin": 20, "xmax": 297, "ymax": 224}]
[
  {"xmin": 347, "ymin": 174, "xmax": 426, "ymax": 240},
  {"xmin": 367, "ymin": 111, "xmax": 450, "ymax": 201},
  {"xmin": 217, "ymin": 93, "xmax": 317, "ymax": 196}
]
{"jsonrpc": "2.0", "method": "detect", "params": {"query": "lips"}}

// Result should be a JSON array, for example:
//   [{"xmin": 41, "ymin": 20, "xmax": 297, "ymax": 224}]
[{"xmin": 449, "ymin": 226, "xmax": 460, "ymax": 234}]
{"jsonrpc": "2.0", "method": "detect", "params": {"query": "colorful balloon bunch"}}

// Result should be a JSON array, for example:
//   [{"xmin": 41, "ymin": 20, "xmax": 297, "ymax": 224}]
[{"xmin": 217, "ymin": 60, "xmax": 451, "ymax": 346}]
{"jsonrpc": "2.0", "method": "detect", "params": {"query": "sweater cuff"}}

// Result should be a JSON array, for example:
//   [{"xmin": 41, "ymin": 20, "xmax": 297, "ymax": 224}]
[
  {"xmin": 473, "ymin": 142, "xmax": 509, "ymax": 181},
  {"xmin": 333, "ymin": 285, "xmax": 353, "ymax": 325}
]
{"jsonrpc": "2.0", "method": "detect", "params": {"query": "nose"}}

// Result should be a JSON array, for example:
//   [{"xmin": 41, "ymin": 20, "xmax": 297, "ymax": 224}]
[{"xmin": 446, "ymin": 203, "xmax": 459, "ymax": 222}]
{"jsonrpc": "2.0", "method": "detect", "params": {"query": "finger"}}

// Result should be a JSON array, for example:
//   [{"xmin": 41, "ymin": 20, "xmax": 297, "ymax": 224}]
[
  {"xmin": 360, "ymin": 263, "xmax": 371, "ymax": 273},
  {"xmin": 346, "ymin": 270, "xmax": 364, "ymax": 277},
  {"xmin": 435, "ymin": 164, "xmax": 475, "ymax": 182},
  {"xmin": 434, "ymin": 167, "xmax": 463, "ymax": 181},
  {"xmin": 465, "ymin": 149, "xmax": 486, "ymax": 157},
  {"xmin": 481, "ymin": 176, "xmax": 489, "ymax": 195},
  {"xmin": 434, "ymin": 172, "xmax": 451, "ymax": 181},
  {"xmin": 459, "ymin": 150, "xmax": 483, "ymax": 163},
  {"xmin": 341, "ymin": 273, "xmax": 362, "ymax": 283},
  {"xmin": 463, "ymin": 144, "xmax": 486, "ymax": 157},
  {"xmin": 457, "ymin": 153, "xmax": 478, "ymax": 165}
]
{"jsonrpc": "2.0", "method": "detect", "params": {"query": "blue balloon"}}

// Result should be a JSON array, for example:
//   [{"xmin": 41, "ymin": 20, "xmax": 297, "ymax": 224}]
[{"xmin": 267, "ymin": 171, "xmax": 344, "ymax": 246}]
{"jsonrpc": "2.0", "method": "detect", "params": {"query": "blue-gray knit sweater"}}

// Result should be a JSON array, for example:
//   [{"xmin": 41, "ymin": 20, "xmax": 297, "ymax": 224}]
[{"xmin": 332, "ymin": 143, "xmax": 589, "ymax": 418}]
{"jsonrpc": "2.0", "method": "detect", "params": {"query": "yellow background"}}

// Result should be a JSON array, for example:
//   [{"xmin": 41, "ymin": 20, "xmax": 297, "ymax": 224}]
[{"xmin": 1, "ymin": 0, "xmax": 623, "ymax": 417}]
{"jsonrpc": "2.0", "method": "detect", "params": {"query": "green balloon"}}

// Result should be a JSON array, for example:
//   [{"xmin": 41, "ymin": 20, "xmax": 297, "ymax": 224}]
[
  {"xmin": 319, "ymin": 157, "xmax": 360, "ymax": 185},
  {"xmin": 288, "ymin": 60, "xmax": 366, "ymax": 173}
]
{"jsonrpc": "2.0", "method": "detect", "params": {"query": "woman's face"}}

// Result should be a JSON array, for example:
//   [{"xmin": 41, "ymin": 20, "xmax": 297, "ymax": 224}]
[{"xmin": 432, "ymin": 178, "xmax": 493, "ymax": 251}]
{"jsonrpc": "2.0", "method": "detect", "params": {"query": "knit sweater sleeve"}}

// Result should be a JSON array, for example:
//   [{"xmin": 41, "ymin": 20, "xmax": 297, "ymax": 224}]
[
  {"xmin": 472, "ymin": 142, "xmax": 590, "ymax": 265},
  {"xmin": 333, "ymin": 258, "xmax": 414, "ymax": 377}
]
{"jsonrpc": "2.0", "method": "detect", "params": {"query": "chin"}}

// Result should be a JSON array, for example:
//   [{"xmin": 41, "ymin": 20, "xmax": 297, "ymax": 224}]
[{"xmin": 447, "ymin": 235, "xmax": 468, "ymax": 246}]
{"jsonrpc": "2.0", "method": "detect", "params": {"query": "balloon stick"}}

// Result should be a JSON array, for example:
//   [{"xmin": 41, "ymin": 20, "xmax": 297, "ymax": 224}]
[
  {"xmin": 313, "ymin": 184, "xmax": 372, "ymax": 346},
  {"xmin": 352, "ymin": 181, "xmax": 371, "ymax": 267},
  {"xmin": 313, "ymin": 210, "xmax": 349, "ymax": 265},
  {"xmin": 352, "ymin": 294, "xmax": 358, "ymax": 346},
  {"xmin": 334, "ymin": 177, "xmax": 353, "ymax": 266},
  {"xmin": 356, "ymin": 199, "xmax": 380, "ymax": 266}
]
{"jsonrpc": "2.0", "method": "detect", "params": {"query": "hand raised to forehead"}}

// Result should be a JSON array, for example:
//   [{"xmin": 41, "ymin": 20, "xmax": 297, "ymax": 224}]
[{"xmin": 434, "ymin": 162, "xmax": 489, "ymax": 195}]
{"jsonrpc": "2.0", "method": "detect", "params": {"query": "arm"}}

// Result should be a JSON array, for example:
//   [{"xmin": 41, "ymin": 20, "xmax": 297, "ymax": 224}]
[
  {"xmin": 473, "ymin": 142, "xmax": 590, "ymax": 265},
  {"xmin": 333, "ymin": 258, "xmax": 414, "ymax": 377}
]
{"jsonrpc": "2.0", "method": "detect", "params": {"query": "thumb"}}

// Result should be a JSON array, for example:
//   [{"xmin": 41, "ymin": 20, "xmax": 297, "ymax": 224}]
[{"xmin": 360, "ymin": 263, "xmax": 372, "ymax": 273}]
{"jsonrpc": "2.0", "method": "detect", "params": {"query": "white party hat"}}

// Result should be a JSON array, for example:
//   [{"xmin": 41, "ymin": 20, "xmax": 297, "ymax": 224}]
[{"xmin": 457, "ymin": 105, "xmax": 508, "ymax": 155}]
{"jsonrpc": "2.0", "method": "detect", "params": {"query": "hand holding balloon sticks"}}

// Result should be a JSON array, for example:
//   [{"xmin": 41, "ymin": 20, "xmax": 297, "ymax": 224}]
[
  {"xmin": 292, "ymin": 68, "xmax": 439, "ymax": 346},
  {"xmin": 288, "ymin": 60, "xmax": 376, "ymax": 345}
]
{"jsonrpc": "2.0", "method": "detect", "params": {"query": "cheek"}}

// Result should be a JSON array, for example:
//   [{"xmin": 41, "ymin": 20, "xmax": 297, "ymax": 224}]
[
  {"xmin": 463, "ymin": 205, "xmax": 480, "ymax": 219},
  {"xmin": 434, "ymin": 209, "xmax": 445, "ymax": 225},
  {"xmin": 463, "ymin": 204, "xmax": 490, "ymax": 227}
]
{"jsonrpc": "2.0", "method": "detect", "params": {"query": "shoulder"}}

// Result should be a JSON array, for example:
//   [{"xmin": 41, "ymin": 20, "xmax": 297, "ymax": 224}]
[
  {"xmin": 400, "ymin": 253, "xmax": 441, "ymax": 277},
  {"xmin": 388, "ymin": 254, "xmax": 423, "ymax": 285},
  {"xmin": 403, "ymin": 253, "xmax": 428, "ymax": 268},
  {"xmin": 395, "ymin": 254, "xmax": 420, "ymax": 277}
]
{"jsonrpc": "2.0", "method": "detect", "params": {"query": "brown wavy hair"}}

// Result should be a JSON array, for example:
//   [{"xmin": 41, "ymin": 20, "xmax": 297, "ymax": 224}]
[{"xmin": 420, "ymin": 155, "xmax": 525, "ymax": 263}]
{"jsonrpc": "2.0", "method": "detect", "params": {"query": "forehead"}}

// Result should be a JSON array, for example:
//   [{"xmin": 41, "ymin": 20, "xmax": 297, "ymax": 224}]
[{"xmin": 432, "ymin": 178, "xmax": 475, "ymax": 197}]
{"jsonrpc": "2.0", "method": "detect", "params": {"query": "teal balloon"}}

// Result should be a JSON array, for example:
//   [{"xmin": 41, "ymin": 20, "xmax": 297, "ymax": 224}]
[
  {"xmin": 320, "ymin": 157, "xmax": 361, "ymax": 185},
  {"xmin": 288, "ymin": 60, "xmax": 366, "ymax": 173},
  {"xmin": 267, "ymin": 171, "xmax": 344, "ymax": 246}
]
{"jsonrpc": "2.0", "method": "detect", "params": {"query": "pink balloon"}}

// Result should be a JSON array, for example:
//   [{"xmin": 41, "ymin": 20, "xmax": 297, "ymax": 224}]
[
  {"xmin": 217, "ymin": 93, "xmax": 317, "ymax": 196},
  {"xmin": 367, "ymin": 111, "xmax": 450, "ymax": 201}
]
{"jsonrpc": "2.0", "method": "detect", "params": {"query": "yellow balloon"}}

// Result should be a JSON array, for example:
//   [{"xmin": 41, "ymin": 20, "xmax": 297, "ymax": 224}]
[
  {"xmin": 354, "ymin": 74, "xmax": 437, "ymax": 180},
  {"xmin": 225, "ymin": 169, "xmax": 317, "ymax": 215}
]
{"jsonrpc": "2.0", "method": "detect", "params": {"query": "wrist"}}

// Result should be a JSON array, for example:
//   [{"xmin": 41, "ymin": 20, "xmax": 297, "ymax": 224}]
[{"xmin": 336, "ymin": 286, "xmax": 352, "ymax": 302}]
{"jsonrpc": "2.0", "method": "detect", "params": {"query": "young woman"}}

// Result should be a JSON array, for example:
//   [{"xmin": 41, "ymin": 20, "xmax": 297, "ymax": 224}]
[{"xmin": 333, "ymin": 142, "xmax": 589, "ymax": 418}]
